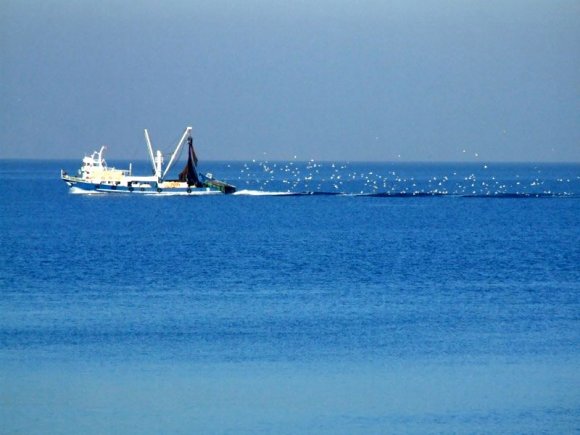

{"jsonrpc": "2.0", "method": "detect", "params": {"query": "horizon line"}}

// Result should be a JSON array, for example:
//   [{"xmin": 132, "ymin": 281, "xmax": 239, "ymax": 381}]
[{"xmin": 1, "ymin": 157, "xmax": 579, "ymax": 165}]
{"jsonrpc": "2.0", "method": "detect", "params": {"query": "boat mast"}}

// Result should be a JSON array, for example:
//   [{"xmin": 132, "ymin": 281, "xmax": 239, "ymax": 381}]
[
  {"xmin": 144, "ymin": 129, "xmax": 159, "ymax": 177},
  {"xmin": 162, "ymin": 126, "xmax": 192, "ymax": 179}
]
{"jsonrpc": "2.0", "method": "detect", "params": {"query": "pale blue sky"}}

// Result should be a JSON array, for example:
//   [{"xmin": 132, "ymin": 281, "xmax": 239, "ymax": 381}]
[{"xmin": 1, "ymin": 0, "xmax": 579, "ymax": 161}]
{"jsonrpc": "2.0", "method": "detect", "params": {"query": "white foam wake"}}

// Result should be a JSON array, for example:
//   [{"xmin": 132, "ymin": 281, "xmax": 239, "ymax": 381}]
[
  {"xmin": 69, "ymin": 187, "xmax": 102, "ymax": 194},
  {"xmin": 233, "ymin": 189, "xmax": 296, "ymax": 196}
]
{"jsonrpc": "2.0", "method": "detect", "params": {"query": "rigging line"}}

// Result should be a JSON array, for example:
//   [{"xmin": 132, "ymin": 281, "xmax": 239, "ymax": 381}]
[
  {"xmin": 161, "ymin": 129, "xmax": 191, "ymax": 177},
  {"xmin": 174, "ymin": 134, "xmax": 187, "ymax": 164},
  {"xmin": 164, "ymin": 131, "xmax": 186, "ymax": 158}
]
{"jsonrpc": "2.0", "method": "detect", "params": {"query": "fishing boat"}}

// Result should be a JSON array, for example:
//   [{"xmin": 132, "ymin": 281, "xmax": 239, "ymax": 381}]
[{"xmin": 61, "ymin": 127, "xmax": 236, "ymax": 194}]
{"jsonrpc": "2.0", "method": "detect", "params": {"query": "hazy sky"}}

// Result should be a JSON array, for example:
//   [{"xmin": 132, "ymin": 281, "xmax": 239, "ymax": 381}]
[{"xmin": 1, "ymin": 0, "xmax": 579, "ymax": 161}]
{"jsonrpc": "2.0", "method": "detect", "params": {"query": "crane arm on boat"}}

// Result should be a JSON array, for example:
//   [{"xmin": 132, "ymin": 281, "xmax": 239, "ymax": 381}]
[{"xmin": 163, "ymin": 126, "xmax": 192, "ymax": 179}]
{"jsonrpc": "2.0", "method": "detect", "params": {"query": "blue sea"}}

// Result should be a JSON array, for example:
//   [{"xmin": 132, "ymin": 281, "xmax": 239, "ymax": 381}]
[{"xmin": 1, "ymin": 159, "xmax": 579, "ymax": 433}]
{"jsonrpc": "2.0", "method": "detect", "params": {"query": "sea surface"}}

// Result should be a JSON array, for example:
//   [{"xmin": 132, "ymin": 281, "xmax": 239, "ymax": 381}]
[{"xmin": 1, "ymin": 159, "xmax": 579, "ymax": 433}]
